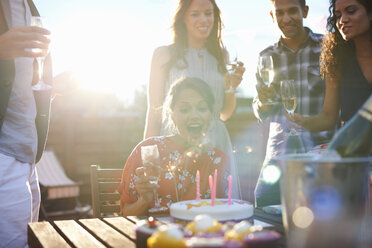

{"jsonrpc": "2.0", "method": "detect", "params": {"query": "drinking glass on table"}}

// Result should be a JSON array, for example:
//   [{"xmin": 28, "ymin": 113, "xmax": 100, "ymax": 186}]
[
  {"xmin": 258, "ymin": 55, "xmax": 275, "ymax": 104},
  {"xmin": 280, "ymin": 79, "xmax": 298, "ymax": 136},
  {"xmin": 141, "ymin": 145, "xmax": 167, "ymax": 213},
  {"xmin": 30, "ymin": 16, "xmax": 51, "ymax": 91}
]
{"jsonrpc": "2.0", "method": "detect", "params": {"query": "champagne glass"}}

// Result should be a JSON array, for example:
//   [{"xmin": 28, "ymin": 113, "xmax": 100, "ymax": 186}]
[
  {"xmin": 280, "ymin": 80, "xmax": 298, "ymax": 136},
  {"xmin": 30, "ymin": 16, "xmax": 51, "ymax": 91},
  {"xmin": 225, "ymin": 48, "xmax": 238, "ymax": 93},
  {"xmin": 258, "ymin": 55, "xmax": 275, "ymax": 104},
  {"xmin": 141, "ymin": 145, "xmax": 167, "ymax": 213}
]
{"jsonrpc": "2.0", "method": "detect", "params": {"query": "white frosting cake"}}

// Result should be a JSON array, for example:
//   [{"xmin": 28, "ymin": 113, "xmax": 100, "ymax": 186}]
[{"xmin": 170, "ymin": 199, "xmax": 253, "ymax": 222}]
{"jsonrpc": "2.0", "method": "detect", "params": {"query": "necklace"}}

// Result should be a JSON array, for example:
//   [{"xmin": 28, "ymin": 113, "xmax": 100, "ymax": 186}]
[{"xmin": 196, "ymin": 49, "xmax": 205, "ymax": 74}]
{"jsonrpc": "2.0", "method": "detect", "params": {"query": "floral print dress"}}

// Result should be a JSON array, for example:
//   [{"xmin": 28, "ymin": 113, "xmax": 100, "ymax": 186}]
[{"xmin": 118, "ymin": 136, "xmax": 231, "ymax": 214}]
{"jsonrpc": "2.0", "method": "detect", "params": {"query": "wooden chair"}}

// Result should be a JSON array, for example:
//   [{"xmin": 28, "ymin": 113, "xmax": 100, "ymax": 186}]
[{"xmin": 90, "ymin": 164, "xmax": 123, "ymax": 217}]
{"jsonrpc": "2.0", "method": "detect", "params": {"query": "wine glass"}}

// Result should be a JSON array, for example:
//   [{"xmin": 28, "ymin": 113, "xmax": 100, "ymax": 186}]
[
  {"xmin": 225, "ymin": 48, "xmax": 239, "ymax": 93},
  {"xmin": 258, "ymin": 55, "xmax": 275, "ymax": 104},
  {"xmin": 30, "ymin": 16, "xmax": 51, "ymax": 91},
  {"xmin": 141, "ymin": 145, "xmax": 168, "ymax": 213},
  {"xmin": 280, "ymin": 80, "xmax": 298, "ymax": 136}
]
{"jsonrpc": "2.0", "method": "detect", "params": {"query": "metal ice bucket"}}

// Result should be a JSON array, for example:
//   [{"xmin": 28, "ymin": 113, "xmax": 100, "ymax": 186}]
[{"xmin": 275, "ymin": 154, "xmax": 372, "ymax": 248}]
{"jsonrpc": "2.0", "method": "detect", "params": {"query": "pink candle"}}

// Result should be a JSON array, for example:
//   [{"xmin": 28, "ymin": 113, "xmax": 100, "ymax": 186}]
[
  {"xmin": 212, "ymin": 169, "xmax": 217, "ymax": 206},
  {"xmin": 209, "ymin": 175, "xmax": 214, "ymax": 205},
  {"xmin": 196, "ymin": 170, "xmax": 200, "ymax": 200},
  {"xmin": 228, "ymin": 175, "xmax": 232, "ymax": 205}
]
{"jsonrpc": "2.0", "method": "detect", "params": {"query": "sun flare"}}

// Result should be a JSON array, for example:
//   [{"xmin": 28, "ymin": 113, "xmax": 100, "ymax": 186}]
[{"xmin": 52, "ymin": 10, "xmax": 164, "ymax": 104}]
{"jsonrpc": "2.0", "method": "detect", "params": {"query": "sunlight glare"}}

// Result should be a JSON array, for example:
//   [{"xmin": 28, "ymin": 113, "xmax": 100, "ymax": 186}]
[{"xmin": 53, "ymin": 10, "xmax": 165, "ymax": 105}]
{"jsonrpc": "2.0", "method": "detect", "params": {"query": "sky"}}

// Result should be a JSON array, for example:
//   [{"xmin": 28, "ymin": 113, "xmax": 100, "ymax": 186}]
[{"xmin": 33, "ymin": 0, "xmax": 330, "ymax": 104}]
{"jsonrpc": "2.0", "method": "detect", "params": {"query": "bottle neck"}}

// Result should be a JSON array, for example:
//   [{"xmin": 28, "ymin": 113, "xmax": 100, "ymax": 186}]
[{"xmin": 359, "ymin": 95, "xmax": 372, "ymax": 122}]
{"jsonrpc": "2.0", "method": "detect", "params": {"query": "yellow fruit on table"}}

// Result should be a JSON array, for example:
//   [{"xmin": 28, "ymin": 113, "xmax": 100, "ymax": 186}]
[{"xmin": 147, "ymin": 225, "xmax": 186, "ymax": 248}]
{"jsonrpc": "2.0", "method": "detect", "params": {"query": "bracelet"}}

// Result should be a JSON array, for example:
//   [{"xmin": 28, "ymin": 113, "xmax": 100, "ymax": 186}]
[{"xmin": 225, "ymin": 88, "xmax": 236, "ymax": 94}]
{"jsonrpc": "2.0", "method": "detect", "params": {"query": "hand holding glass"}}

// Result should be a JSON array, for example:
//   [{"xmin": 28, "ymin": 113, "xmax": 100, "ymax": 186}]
[
  {"xmin": 30, "ymin": 16, "xmax": 51, "ymax": 91},
  {"xmin": 141, "ymin": 145, "xmax": 167, "ymax": 213},
  {"xmin": 225, "ymin": 60, "xmax": 239, "ymax": 93},
  {"xmin": 280, "ymin": 80, "xmax": 298, "ymax": 136},
  {"xmin": 225, "ymin": 47, "xmax": 239, "ymax": 93},
  {"xmin": 259, "ymin": 55, "xmax": 275, "ymax": 103}
]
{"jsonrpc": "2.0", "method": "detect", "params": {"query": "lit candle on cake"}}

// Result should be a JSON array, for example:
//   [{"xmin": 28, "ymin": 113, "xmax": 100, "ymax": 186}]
[
  {"xmin": 213, "ymin": 169, "xmax": 217, "ymax": 206},
  {"xmin": 196, "ymin": 170, "xmax": 200, "ymax": 201},
  {"xmin": 228, "ymin": 175, "xmax": 232, "ymax": 205},
  {"xmin": 209, "ymin": 175, "xmax": 214, "ymax": 206}
]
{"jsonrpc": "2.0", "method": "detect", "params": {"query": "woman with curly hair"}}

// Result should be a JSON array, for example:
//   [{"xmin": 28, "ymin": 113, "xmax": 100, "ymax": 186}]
[
  {"xmin": 291, "ymin": 0, "xmax": 372, "ymax": 131},
  {"xmin": 144, "ymin": 0, "xmax": 245, "ymax": 198}
]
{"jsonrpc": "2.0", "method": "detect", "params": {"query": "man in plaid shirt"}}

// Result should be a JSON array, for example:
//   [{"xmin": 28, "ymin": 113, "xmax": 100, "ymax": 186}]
[{"xmin": 252, "ymin": 0, "xmax": 334, "ymax": 207}]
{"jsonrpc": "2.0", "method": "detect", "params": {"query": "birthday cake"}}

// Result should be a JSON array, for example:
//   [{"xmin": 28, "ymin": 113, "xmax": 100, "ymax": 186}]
[{"xmin": 170, "ymin": 199, "xmax": 253, "ymax": 222}]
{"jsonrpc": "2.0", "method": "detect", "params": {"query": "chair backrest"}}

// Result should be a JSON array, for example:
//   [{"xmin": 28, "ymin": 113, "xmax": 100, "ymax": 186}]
[{"xmin": 90, "ymin": 164, "xmax": 123, "ymax": 218}]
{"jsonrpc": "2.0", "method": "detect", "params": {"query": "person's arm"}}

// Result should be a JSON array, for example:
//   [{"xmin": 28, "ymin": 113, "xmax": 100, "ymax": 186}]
[
  {"xmin": 118, "ymin": 151, "xmax": 159, "ymax": 216},
  {"xmin": 291, "ymin": 75, "xmax": 340, "ymax": 131},
  {"xmin": 0, "ymin": 26, "xmax": 50, "ymax": 60},
  {"xmin": 143, "ymin": 46, "xmax": 170, "ymax": 139},
  {"xmin": 221, "ymin": 89, "xmax": 237, "ymax": 121},
  {"xmin": 122, "ymin": 174, "xmax": 159, "ymax": 216},
  {"xmin": 123, "ymin": 197, "xmax": 151, "ymax": 217}
]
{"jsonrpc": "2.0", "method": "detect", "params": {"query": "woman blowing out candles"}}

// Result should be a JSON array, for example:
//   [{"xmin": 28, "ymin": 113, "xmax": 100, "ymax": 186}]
[{"xmin": 118, "ymin": 77, "xmax": 231, "ymax": 216}]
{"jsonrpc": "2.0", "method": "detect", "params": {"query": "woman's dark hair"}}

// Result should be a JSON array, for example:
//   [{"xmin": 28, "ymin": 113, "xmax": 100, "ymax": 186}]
[
  {"xmin": 163, "ymin": 77, "xmax": 215, "ymax": 129},
  {"xmin": 320, "ymin": 0, "xmax": 372, "ymax": 81},
  {"xmin": 269, "ymin": 0, "xmax": 306, "ymax": 9},
  {"xmin": 166, "ymin": 77, "xmax": 214, "ymax": 112},
  {"xmin": 166, "ymin": 0, "xmax": 226, "ymax": 74}
]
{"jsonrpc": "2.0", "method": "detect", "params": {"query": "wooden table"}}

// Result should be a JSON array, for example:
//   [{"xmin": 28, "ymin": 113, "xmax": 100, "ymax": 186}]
[
  {"xmin": 28, "ymin": 216, "xmax": 139, "ymax": 248},
  {"xmin": 28, "ymin": 215, "xmax": 284, "ymax": 248}
]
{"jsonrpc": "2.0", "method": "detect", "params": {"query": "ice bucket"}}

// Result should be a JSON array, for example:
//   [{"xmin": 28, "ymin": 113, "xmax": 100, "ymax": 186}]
[{"xmin": 275, "ymin": 154, "xmax": 372, "ymax": 248}]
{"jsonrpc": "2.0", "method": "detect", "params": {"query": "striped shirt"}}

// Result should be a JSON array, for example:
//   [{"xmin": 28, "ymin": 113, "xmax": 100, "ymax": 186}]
[{"xmin": 253, "ymin": 28, "xmax": 334, "ymax": 163}]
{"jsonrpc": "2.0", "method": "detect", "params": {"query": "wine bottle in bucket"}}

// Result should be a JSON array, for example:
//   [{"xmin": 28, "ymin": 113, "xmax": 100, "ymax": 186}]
[{"xmin": 326, "ymin": 94, "xmax": 372, "ymax": 158}]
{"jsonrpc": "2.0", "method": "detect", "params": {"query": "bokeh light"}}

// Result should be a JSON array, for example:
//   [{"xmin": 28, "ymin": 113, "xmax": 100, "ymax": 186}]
[
  {"xmin": 245, "ymin": 146, "xmax": 253, "ymax": 153},
  {"xmin": 262, "ymin": 164, "xmax": 281, "ymax": 184},
  {"xmin": 292, "ymin": 206, "xmax": 314, "ymax": 229},
  {"xmin": 309, "ymin": 185, "xmax": 341, "ymax": 221},
  {"xmin": 232, "ymin": 146, "xmax": 237, "ymax": 153}
]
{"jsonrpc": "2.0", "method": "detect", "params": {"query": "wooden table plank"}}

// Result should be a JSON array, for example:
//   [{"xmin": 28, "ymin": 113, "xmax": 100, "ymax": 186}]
[
  {"xmin": 103, "ymin": 217, "xmax": 136, "ymax": 241},
  {"xmin": 79, "ymin": 218, "xmax": 135, "ymax": 248},
  {"xmin": 54, "ymin": 220, "xmax": 106, "ymax": 248},
  {"xmin": 28, "ymin": 222, "xmax": 70, "ymax": 248},
  {"xmin": 126, "ymin": 216, "xmax": 140, "ymax": 224},
  {"xmin": 127, "ymin": 215, "xmax": 170, "ymax": 224}
]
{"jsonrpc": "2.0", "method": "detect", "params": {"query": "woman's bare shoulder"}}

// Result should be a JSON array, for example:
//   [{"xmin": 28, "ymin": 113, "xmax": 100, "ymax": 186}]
[{"xmin": 152, "ymin": 45, "xmax": 171, "ymax": 63}]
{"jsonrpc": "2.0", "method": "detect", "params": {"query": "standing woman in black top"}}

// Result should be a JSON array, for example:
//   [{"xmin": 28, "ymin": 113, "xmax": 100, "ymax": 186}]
[{"xmin": 291, "ymin": 0, "xmax": 372, "ymax": 131}]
